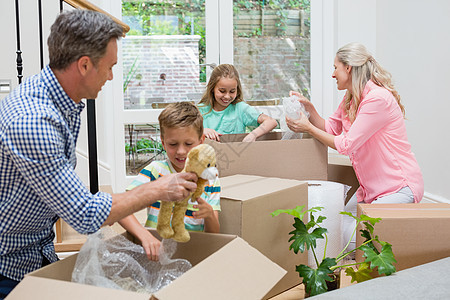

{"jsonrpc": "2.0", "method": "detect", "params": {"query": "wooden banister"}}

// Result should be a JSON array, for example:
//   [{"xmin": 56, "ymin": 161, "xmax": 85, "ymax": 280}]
[{"xmin": 63, "ymin": 0, "xmax": 130, "ymax": 35}]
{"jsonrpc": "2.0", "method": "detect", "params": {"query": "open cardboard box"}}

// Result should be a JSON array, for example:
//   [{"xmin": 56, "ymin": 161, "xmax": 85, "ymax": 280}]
[
  {"xmin": 219, "ymin": 174, "xmax": 308, "ymax": 299},
  {"xmin": 356, "ymin": 203, "xmax": 450, "ymax": 272},
  {"xmin": 8, "ymin": 230, "xmax": 286, "ymax": 300},
  {"xmin": 206, "ymin": 132, "xmax": 328, "ymax": 181}
]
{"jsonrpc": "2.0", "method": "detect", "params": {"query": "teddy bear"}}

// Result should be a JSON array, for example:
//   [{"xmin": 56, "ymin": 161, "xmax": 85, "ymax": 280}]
[{"xmin": 157, "ymin": 144, "xmax": 218, "ymax": 242}]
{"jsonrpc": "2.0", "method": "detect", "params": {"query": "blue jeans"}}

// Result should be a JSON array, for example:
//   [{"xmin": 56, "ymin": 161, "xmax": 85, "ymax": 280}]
[
  {"xmin": 0, "ymin": 275, "xmax": 19, "ymax": 300},
  {"xmin": 0, "ymin": 256, "xmax": 51, "ymax": 299}
]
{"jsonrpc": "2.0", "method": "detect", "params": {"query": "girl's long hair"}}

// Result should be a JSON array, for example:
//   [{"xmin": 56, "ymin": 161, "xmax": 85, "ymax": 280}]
[
  {"xmin": 336, "ymin": 43, "xmax": 405, "ymax": 121},
  {"xmin": 198, "ymin": 64, "xmax": 243, "ymax": 115}
]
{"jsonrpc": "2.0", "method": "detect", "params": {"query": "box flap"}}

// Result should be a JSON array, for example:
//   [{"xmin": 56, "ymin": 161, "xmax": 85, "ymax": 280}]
[
  {"xmin": 6, "ymin": 276, "xmax": 150, "ymax": 300},
  {"xmin": 219, "ymin": 174, "xmax": 265, "ymax": 189},
  {"xmin": 220, "ymin": 175, "xmax": 305, "ymax": 201},
  {"xmin": 218, "ymin": 132, "xmax": 282, "ymax": 143},
  {"xmin": 153, "ymin": 237, "xmax": 286, "ymax": 300},
  {"xmin": 359, "ymin": 203, "xmax": 450, "ymax": 219}
]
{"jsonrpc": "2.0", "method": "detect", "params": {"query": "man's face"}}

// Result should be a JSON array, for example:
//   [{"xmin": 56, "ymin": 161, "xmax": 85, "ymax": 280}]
[{"xmin": 84, "ymin": 39, "xmax": 118, "ymax": 99}]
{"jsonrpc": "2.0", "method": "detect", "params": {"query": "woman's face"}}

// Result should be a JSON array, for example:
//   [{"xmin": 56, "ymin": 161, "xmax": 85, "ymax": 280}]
[
  {"xmin": 213, "ymin": 76, "xmax": 238, "ymax": 111},
  {"xmin": 332, "ymin": 56, "xmax": 352, "ymax": 91}
]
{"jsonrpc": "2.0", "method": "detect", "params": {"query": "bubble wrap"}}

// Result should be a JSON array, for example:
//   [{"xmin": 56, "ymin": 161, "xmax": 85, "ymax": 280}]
[
  {"xmin": 280, "ymin": 95, "xmax": 310, "ymax": 140},
  {"xmin": 72, "ymin": 227, "xmax": 191, "ymax": 294}
]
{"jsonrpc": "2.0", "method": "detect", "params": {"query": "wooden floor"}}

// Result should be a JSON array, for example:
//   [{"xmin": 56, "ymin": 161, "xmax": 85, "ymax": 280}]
[{"xmin": 269, "ymin": 263, "xmax": 356, "ymax": 299}]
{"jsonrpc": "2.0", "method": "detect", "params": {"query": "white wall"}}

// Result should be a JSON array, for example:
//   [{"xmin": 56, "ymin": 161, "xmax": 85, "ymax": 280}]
[
  {"xmin": 376, "ymin": 0, "xmax": 450, "ymax": 201},
  {"xmin": 317, "ymin": 0, "xmax": 450, "ymax": 202}
]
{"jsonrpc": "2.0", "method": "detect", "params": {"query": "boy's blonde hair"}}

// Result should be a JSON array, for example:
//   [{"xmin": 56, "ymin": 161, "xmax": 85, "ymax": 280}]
[
  {"xmin": 158, "ymin": 102, "xmax": 204, "ymax": 138},
  {"xmin": 198, "ymin": 64, "xmax": 244, "ymax": 115}
]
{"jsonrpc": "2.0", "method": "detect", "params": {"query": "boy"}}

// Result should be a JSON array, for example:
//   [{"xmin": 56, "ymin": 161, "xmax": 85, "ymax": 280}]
[{"xmin": 119, "ymin": 102, "xmax": 221, "ymax": 261}]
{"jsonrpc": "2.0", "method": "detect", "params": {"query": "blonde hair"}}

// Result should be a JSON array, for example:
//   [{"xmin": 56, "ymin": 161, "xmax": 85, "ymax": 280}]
[
  {"xmin": 158, "ymin": 102, "xmax": 203, "ymax": 138},
  {"xmin": 336, "ymin": 43, "xmax": 405, "ymax": 121},
  {"xmin": 198, "ymin": 64, "xmax": 244, "ymax": 115}
]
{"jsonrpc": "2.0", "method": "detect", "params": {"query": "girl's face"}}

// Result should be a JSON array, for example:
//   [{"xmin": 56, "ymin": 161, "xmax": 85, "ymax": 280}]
[
  {"xmin": 332, "ymin": 56, "xmax": 352, "ymax": 91},
  {"xmin": 213, "ymin": 76, "xmax": 238, "ymax": 111}
]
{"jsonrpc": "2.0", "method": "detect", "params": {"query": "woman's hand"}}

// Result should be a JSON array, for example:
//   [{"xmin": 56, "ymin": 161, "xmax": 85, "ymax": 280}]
[
  {"xmin": 289, "ymin": 91, "xmax": 316, "ymax": 115},
  {"xmin": 289, "ymin": 91, "xmax": 325, "ymax": 130},
  {"xmin": 286, "ymin": 112, "xmax": 312, "ymax": 133},
  {"xmin": 204, "ymin": 128, "xmax": 222, "ymax": 141}
]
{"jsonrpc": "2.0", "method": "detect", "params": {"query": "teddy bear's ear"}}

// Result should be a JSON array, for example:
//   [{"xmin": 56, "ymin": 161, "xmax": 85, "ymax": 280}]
[{"xmin": 188, "ymin": 147, "xmax": 200, "ymax": 160}]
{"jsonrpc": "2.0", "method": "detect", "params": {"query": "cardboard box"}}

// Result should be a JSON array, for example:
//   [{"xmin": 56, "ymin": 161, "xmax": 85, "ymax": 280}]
[
  {"xmin": 356, "ymin": 203, "xmax": 450, "ymax": 272},
  {"xmin": 8, "ymin": 231, "xmax": 286, "ymax": 300},
  {"xmin": 219, "ymin": 174, "xmax": 308, "ymax": 298},
  {"xmin": 327, "ymin": 153, "xmax": 359, "ymax": 204},
  {"xmin": 206, "ymin": 132, "xmax": 328, "ymax": 181}
]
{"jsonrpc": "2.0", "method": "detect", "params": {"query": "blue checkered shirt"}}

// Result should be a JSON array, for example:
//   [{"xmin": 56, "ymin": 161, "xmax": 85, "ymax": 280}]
[{"xmin": 0, "ymin": 65, "xmax": 112, "ymax": 281}]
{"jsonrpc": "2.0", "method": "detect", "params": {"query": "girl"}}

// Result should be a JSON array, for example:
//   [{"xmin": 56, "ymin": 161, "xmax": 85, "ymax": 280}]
[
  {"xmin": 286, "ymin": 43, "xmax": 423, "ymax": 250},
  {"xmin": 198, "ymin": 64, "xmax": 277, "ymax": 142}
]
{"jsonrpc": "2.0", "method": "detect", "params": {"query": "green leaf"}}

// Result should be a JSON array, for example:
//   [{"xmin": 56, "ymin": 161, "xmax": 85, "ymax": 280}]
[
  {"xmin": 297, "ymin": 258, "xmax": 337, "ymax": 296},
  {"xmin": 271, "ymin": 205, "xmax": 306, "ymax": 219},
  {"xmin": 271, "ymin": 205, "xmax": 324, "ymax": 222},
  {"xmin": 360, "ymin": 214, "xmax": 382, "ymax": 226},
  {"xmin": 316, "ymin": 215, "xmax": 327, "ymax": 225},
  {"xmin": 340, "ymin": 212, "xmax": 381, "ymax": 226},
  {"xmin": 288, "ymin": 218, "xmax": 327, "ymax": 254},
  {"xmin": 340, "ymin": 211, "xmax": 357, "ymax": 220},
  {"xmin": 345, "ymin": 262, "xmax": 373, "ymax": 283},
  {"xmin": 361, "ymin": 243, "xmax": 397, "ymax": 276},
  {"xmin": 363, "ymin": 221, "xmax": 375, "ymax": 235},
  {"xmin": 359, "ymin": 229, "xmax": 378, "ymax": 254}
]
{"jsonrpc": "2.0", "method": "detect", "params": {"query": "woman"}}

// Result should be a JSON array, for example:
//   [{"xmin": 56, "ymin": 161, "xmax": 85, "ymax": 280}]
[{"xmin": 286, "ymin": 43, "xmax": 423, "ymax": 249}]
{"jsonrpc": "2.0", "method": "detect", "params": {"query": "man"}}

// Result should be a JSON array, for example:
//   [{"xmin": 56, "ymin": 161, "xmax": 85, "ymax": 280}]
[{"xmin": 0, "ymin": 10, "xmax": 197, "ymax": 298}]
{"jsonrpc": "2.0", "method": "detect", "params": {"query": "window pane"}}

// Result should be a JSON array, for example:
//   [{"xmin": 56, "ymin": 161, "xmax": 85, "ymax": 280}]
[
  {"xmin": 233, "ymin": 1, "xmax": 311, "ymax": 103},
  {"xmin": 122, "ymin": 1, "xmax": 207, "ymax": 110},
  {"xmin": 124, "ymin": 123, "xmax": 166, "ymax": 176}
]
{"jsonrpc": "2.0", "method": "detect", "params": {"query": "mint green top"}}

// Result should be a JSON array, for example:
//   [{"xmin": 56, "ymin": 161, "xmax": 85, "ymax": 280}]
[{"xmin": 198, "ymin": 102, "xmax": 262, "ymax": 134}]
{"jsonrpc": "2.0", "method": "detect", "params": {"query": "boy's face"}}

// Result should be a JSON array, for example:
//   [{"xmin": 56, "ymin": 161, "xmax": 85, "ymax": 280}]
[{"xmin": 161, "ymin": 126, "xmax": 204, "ymax": 173}]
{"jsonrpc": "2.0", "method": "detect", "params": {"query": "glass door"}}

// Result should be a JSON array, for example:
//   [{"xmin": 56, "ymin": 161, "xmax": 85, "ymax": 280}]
[
  {"xmin": 232, "ymin": 0, "xmax": 311, "ymax": 122},
  {"xmin": 120, "ymin": 0, "xmax": 213, "ymax": 179},
  {"xmin": 112, "ymin": 0, "xmax": 311, "ymax": 190}
]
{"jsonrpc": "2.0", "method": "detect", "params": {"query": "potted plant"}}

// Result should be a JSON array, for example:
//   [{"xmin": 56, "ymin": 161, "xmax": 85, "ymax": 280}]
[{"xmin": 272, "ymin": 205, "xmax": 397, "ymax": 297}]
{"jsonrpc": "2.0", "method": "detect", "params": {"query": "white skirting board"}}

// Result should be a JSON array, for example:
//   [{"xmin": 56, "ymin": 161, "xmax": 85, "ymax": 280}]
[{"xmin": 422, "ymin": 191, "xmax": 450, "ymax": 204}]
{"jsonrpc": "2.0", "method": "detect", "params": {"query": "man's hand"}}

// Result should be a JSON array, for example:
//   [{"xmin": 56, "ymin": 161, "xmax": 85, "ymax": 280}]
[{"xmin": 155, "ymin": 172, "xmax": 198, "ymax": 202}]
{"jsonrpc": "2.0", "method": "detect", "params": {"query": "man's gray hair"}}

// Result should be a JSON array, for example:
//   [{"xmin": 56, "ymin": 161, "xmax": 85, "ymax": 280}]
[{"xmin": 48, "ymin": 9, "xmax": 123, "ymax": 70}]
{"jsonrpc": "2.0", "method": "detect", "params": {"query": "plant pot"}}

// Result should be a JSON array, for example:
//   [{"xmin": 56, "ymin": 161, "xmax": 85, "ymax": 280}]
[
  {"xmin": 303, "ymin": 270, "xmax": 340, "ymax": 298},
  {"xmin": 326, "ymin": 270, "xmax": 340, "ymax": 291}
]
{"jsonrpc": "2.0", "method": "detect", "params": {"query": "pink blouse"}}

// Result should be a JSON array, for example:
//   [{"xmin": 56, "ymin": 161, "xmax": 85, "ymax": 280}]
[{"xmin": 325, "ymin": 80, "xmax": 424, "ymax": 203}]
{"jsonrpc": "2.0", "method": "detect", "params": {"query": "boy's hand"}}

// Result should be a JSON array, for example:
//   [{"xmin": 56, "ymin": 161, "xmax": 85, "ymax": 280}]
[
  {"xmin": 204, "ymin": 128, "xmax": 222, "ymax": 141},
  {"xmin": 141, "ymin": 233, "xmax": 162, "ymax": 261},
  {"xmin": 192, "ymin": 197, "xmax": 214, "ymax": 219}
]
